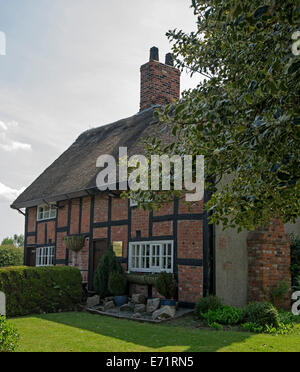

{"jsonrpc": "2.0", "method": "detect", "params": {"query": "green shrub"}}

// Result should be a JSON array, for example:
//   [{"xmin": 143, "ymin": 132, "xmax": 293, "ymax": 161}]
[
  {"xmin": 108, "ymin": 272, "xmax": 127, "ymax": 296},
  {"xmin": 289, "ymin": 234, "xmax": 300, "ymax": 289},
  {"xmin": 0, "ymin": 245, "xmax": 24, "ymax": 268},
  {"xmin": 278, "ymin": 309, "xmax": 300, "ymax": 325},
  {"xmin": 93, "ymin": 248, "xmax": 123, "ymax": 298},
  {"xmin": 208, "ymin": 322, "xmax": 223, "ymax": 331},
  {"xmin": 202, "ymin": 305, "xmax": 243, "ymax": 326},
  {"xmin": 0, "ymin": 266, "xmax": 82, "ymax": 317},
  {"xmin": 242, "ymin": 321, "xmax": 294, "ymax": 335},
  {"xmin": 266, "ymin": 280, "xmax": 290, "ymax": 307},
  {"xmin": 0, "ymin": 315, "xmax": 19, "ymax": 352},
  {"xmin": 194, "ymin": 295, "xmax": 223, "ymax": 319},
  {"xmin": 241, "ymin": 322, "xmax": 264, "ymax": 333},
  {"xmin": 242, "ymin": 302, "xmax": 279, "ymax": 328},
  {"xmin": 155, "ymin": 272, "xmax": 177, "ymax": 299}
]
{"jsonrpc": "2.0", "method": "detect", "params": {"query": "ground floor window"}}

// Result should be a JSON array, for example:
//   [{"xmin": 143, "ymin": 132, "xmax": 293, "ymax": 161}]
[
  {"xmin": 36, "ymin": 246, "xmax": 55, "ymax": 267},
  {"xmin": 128, "ymin": 240, "xmax": 173, "ymax": 273}
]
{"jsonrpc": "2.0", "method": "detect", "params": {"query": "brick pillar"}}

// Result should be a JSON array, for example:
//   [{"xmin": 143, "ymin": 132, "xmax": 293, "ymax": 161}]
[{"xmin": 247, "ymin": 219, "xmax": 291, "ymax": 309}]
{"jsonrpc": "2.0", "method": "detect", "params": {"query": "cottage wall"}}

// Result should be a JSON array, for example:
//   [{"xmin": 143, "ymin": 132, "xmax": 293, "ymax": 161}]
[{"xmin": 24, "ymin": 195, "xmax": 206, "ymax": 306}]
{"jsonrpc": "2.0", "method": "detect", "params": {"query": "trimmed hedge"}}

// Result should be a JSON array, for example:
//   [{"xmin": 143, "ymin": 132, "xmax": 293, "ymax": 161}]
[
  {"xmin": 0, "ymin": 245, "xmax": 24, "ymax": 268},
  {"xmin": 0, "ymin": 266, "xmax": 82, "ymax": 317}
]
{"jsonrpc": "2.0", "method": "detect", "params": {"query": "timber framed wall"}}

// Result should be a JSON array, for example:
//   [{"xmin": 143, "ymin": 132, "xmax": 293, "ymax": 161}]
[{"xmin": 24, "ymin": 190, "xmax": 214, "ymax": 306}]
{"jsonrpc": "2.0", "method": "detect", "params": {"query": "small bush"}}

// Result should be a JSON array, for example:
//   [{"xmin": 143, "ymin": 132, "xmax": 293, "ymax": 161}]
[
  {"xmin": 0, "ymin": 266, "xmax": 82, "ymax": 317},
  {"xmin": 242, "ymin": 302, "xmax": 279, "ymax": 328},
  {"xmin": 242, "ymin": 321, "xmax": 294, "ymax": 335},
  {"xmin": 0, "ymin": 245, "xmax": 24, "ymax": 268},
  {"xmin": 202, "ymin": 305, "xmax": 243, "ymax": 326},
  {"xmin": 94, "ymin": 248, "xmax": 123, "ymax": 298},
  {"xmin": 108, "ymin": 272, "xmax": 127, "ymax": 296},
  {"xmin": 267, "ymin": 280, "xmax": 290, "ymax": 307},
  {"xmin": 0, "ymin": 315, "xmax": 19, "ymax": 352},
  {"xmin": 208, "ymin": 322, "xmax": 223, "ymax": 331},
  {"xmin": 155, "ymin": 272, "xmax": 177, "ymax": 299},
  {"xmin": 241, "ymin": 322, "xmax": 264, "ymax": 333},
  {"xmin": 195, "ymin": 295, "xmax": 223, "ymax": 319},
  {"xmin": 278, "ymin": 309, "xmax": 300, "ymax": 325}
]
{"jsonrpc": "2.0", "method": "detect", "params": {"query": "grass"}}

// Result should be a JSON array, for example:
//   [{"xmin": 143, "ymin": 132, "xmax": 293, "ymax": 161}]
[{"xmin": 9, "ymin": 312, "xmax": 300, "ymax": 352}]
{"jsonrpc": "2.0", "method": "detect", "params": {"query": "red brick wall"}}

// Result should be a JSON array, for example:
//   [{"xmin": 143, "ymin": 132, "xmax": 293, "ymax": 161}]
[
  {"xmin": 27, "ymin": 207, "xmax": 36, "ymax": 232},
  {"xmin": 178, "ymin": 265, "xmax": 203, "ymax": 303},
  {"xmin": 70, "ymin": 198, "xmax": 80, "ymax": 235},
  {"xmin": 94, "ymin": 194, "xmax": 108, "ymax": 223},
  {"xmin": 140, "ymin": 60, "xmax": 180, "ymax": 111},
  {"xmin": 36, "ymin": 222, "xmax": 45, "ymax": 245},
  {"xmin": 81, "ymin": 197, "xmax": 91, "ymax": 233},
  {"xmin": 57, "ymin": 201, "xmax": 68, "ymax": 227},
  {"xmin": 93, "ymin": 227, "xmax": 108, "ymax": 239},
  {"xmin": 131, "ymin": 208, "xmax": 149, "ymax": 238},
  {"xmin": 47, "ymin": 220, "xmax": 56, "ymax": 243},
  {"xmin": 247, "ymin": 219, "xmax": 291, "ymax": 308},
  {"xmin": 178, "ymin": 199, "xmax": 203, "ymax": 214},
  {"xmin": 112, "ymin": 197, "xmax": 128, "ymax": 221},
  {"xmin": 177, "ymin": 220, "xmax": 203, "ymax": 260},
  {"xmin": 56, "ymin": 231, "xmax": 67, "ymax": 261},
  {"xmin": 153, "ymin": 221, "xmax": 173, "ymax": 236}
]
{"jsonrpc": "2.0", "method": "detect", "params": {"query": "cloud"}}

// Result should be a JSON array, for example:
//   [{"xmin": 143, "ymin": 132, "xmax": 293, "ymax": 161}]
[
  {"xmin": 0, "ymin": 120, "xmax": 32, "ymax": 152},
  {"xmin": 0, "ymin": 182, "xmax": 25, "ymax": 202}
]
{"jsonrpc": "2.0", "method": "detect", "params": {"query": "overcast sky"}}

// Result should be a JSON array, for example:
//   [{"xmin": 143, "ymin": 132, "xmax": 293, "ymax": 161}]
[{"xmin": 0, "ymin": 0, "xmax": 199, "ymax": 242}]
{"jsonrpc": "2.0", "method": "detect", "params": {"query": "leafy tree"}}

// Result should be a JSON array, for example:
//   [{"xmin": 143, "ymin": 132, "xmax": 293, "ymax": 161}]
[
  {"xmin": 131, "ymin": 0, "xmax": 300, "ymax": 230},
  {"xmin": 13, "ymin": 234, "xmax": 24, "ymax": 248},
  {"xmin": 1, "ymin": 238, "xmax": 14, "ymax": 246},
  {"xmin": 1, "ymin": 235, "xmax": 24, "ymax": 248}
]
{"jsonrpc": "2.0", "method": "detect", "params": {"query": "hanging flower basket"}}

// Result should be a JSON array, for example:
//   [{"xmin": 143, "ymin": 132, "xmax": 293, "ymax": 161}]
[{"xmin": 62, "ymin": 235, "xmax": 86, "ymax": 252}]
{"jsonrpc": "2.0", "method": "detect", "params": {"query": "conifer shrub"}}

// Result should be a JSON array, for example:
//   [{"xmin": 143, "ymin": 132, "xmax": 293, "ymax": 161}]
[
  {"xmin": 108, "ymin": 272, "xmax": 127, "ymax": 296},
  {"xmin": 93, "ymin": 248, "xmax": 123, "ymax": 298}
]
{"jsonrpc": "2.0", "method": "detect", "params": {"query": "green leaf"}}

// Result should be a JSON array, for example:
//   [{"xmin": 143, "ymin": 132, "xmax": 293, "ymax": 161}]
[
  {"xmin": 244, "ymin": 94, "xmax": 253, "ymax": 105},
  {"xmin": 253, "ymin": 6, "xmax": 269, "ymax": 19}
]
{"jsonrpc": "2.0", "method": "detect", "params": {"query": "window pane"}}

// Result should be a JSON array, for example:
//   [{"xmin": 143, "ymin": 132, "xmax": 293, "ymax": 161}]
[{"xmin": 50, "ymin": 208, "xmax": 56, "ymax": 218}]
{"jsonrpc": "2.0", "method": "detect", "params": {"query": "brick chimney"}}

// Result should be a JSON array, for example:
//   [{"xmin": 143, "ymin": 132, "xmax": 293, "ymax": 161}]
[{"xmin": 140, "ymin": 46, "xmax": 181, "ymax": 111}]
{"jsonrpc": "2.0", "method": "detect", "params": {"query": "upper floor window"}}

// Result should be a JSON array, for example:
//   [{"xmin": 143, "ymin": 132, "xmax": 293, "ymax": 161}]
[
  {"xmin": 37, "ymin": 203, "xmax": 57, "ymax": 221},
  {"xmin": 128, "ymin": 240, "xmax": 173, "ymax": 273}
]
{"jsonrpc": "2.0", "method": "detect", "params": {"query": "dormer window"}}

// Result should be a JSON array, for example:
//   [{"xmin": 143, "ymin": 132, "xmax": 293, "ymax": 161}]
[{"xmin": 37, "ymin": 203, "xmax": 57, "ymax": 221}]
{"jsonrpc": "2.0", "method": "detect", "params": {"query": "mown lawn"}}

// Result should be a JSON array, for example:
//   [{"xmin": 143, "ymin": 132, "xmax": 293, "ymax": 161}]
[{"xmin": 10, "ymin": 312, "xmax": 300, "ymax": 352}]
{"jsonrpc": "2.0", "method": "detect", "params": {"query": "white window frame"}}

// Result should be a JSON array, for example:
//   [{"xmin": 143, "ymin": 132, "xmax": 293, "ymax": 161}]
[
  {"xmin": 128, "ymin": 240, "xmax": 174, "ymax": 273},
  {"xmin": 36, "ymin": 246, "xmax": 55, "ymax": 267},
  {"xmin": 37, "ymin": 203, "xmax": 57, "ymax": 221}
]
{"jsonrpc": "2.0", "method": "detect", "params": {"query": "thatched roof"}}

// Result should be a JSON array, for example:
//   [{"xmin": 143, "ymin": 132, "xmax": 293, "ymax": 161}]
[{"xmin": 11, "ymin": 106, "xmax": 173, "ymax": 209}]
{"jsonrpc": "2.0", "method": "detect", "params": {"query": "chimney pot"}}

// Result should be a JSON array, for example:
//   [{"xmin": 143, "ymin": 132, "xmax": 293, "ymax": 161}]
[
  {"xmin": 165, "ymin": 53, "xmax": 174, "ymax": 66},
  {"xmin": 149, "ymin": 46, "xmax": 159, "ymax": 61}
]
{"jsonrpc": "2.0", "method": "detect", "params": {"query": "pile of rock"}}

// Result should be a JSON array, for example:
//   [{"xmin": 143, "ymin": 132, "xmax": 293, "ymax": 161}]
[
  {"xmin": 87, "ymin": 295, "xmax": 115, "ymax": 312},
  {"xmin": 120, "ymin": 294, "xmax": 176, "ymax": 321},
  {"xmin": 87, "ymin": 293, "xmax": 177, "ymax": 321}
]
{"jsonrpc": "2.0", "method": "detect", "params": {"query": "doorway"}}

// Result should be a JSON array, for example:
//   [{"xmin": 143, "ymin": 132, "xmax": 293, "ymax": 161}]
[
  {"xmin": 90, "ymin": 239, "xmax": 108, "ymax": 289},
  {"xmin": 26, "ymin": 248, "xmax": 36, "ymax": 267}
]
